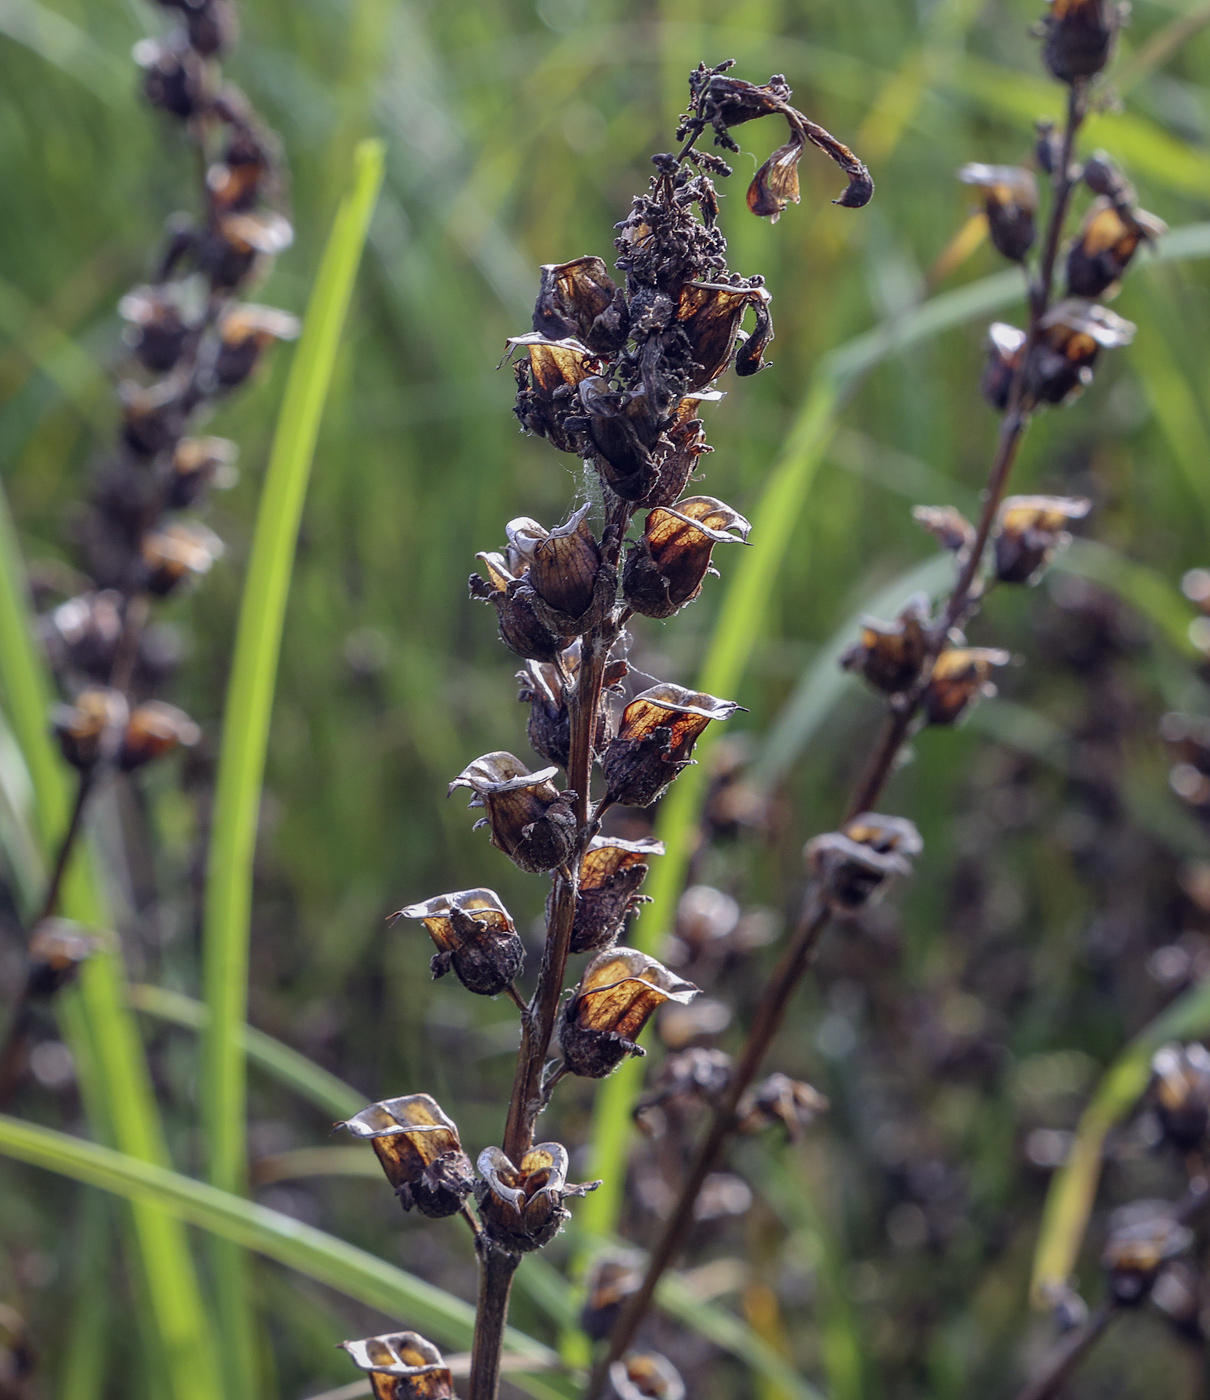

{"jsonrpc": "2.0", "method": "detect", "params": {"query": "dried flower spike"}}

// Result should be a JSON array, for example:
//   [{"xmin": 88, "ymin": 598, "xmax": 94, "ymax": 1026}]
[
  {"xmin": 958, "ymin": 164, "xmax": 1038, "ymax": 262},
  {"xmin": 560, "ymin": 946, "xmax": 699, "ymax": 1078},
  {"xmin": 393, "ymin": 888, "xmax": 524, "ymax": 997},
  {"xmin": 623, "ymin": 495, "xmax": 751, "ymax": 619},
  {"xmin": 923, "ymin": 647, "xmax": 1010, "ymax": 725},
  {"xmin": 993, "ymin": 495, "xmax": 1090, "ymax": 584},
  {"xmin": 448, "ymin": 752, "xmax": 577, "ymax": 873},
  {"xmin": 568, "ymin": 836, "xmax": 665, "ymax": 954},
  {"xmin": 340, "ymin": 1094, "xmax": 474, "ymax": 1218},
  {"xmin": 339, "ymin": 1331, "xmax": 455, "ymax": 1400},
  {"xmin": 475, "ymin": 1142, "xmax": 597, "ymax": 1253},
  {"xmin": 806, "ymin": 812, "xmax": 923, "ymax": 911},
  {"xmin": 841, "ymin": 594, "xmax": 930, "ymax": 696},
  {"xmin": 603, "ymin": 684, "xmax": 741, "ymax": 808}
]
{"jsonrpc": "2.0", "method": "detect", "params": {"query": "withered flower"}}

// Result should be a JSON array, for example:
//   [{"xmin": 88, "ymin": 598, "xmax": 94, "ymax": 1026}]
[
  {"xmin": 394, "ymin": 888, "xmax": 524, "ymax": 997},
  {"xmin": 470, "ymin": 551, "xmax": 562, "ymax": 664},
  {"xmin": 118, "ymin": 285, "xmax": 195, "ymax": 373},
  {"xmin": 568, "ymin": 836, "xmax": 665, "ymax": 953},
  {"xmin": 913, "ymin": 505, "xmax": 975, "ymax": 558},
  {"xmin": 841, "ymin": 594, "xmax": 930, "ymax": 695},
  {"xmin": 168, "ymin": 436, "xmax": 237, "ymax": 509},
  {"xmin": 747, "ymin": 130, "xmax": 806, "ymax": 222},
  {"xmin": 1043, "ymin": 0, "xmax": 1124, "ymax": 84},
  {"xmin": 475, "ymin": 1142, "xmax": 597, "ymax": 1253},
  {"xmin": 736, "ymin": 1072, "xmax": 829, "ymax": 1140},
  {"xmin": 532, "ymin": 256, "xmax": 629, "ymax": 354},
  {"xmin": 119, "ymin": 702, "xmax": 201, "ymax": 770},
  {"xmin": 581, "ymin": 1250, "xmax": 645, "ymax": 1341},
  {"xmin": 560, "ymin": 946, "xmax": 698, "ymax": 1078},
  {"xmin": 1066, "ymin": 198, "xmax": 1166, "ymax": 299},
  {"xmin": 637, "ymin": 394, "xmax": 717, "ymax": 510},
  {"xmin": 1102, "ymin": 1201, "xmax": 1192, "ymax": 1305},
  {"xmin": 993, "ymin": 494, "xmax": 1090, "ymax": 584},
  {"xmin": 449, "ymin": 752, "xmax": 577, "ymax": 873},
  {"xmin": 576, "ymin": 377, "xmax": 663, "ymax": 502},
  {"xmin": 603, "ymin": 684, "xmax": 741, "ymax": 808},
  {"xmin": 980, "ymin": 322, "xmax": 1028, "ymax": 412},
  {"xmin": 609, "ymin": 1352, "xmax": 686, "ymax": 1400},
  {"xmin": 52, "ymin": 688, "xmax": 127, "ymax": 771},
  {"xmin": 134, "ymin": 35, "xmax": 208, "ymax": 119},
  {"xmin": 140, "ymin": 522, "xmax": 224, "ymax": 595},
  {"xmin": 676, "ymin": 280, "xmax": 773, "ymax": 388},
  {"xmin": 923, "ymin": 646, "xmax": 1010, "ymax": 725},
  {"xmin": 120, "ymin": 378, "xmax": 187, "ymax": 457},
  {"xmin": 623, "ymin": 496, "xmax": 751, "ymax": 619},
  {"xmin": 339, "ymin": 1094, "xmax": 474, "ymax": 1218},
  {"xmin": 211, "ymin": 303, "xmax": 300, "ymax": 390},
  {"xmin": 958, "ymin": 164, "xmax": 1038, "ymax": 262},
  {"xmin": 509, "ymin": 333, "xmax": 603, "ymax": 456},
  {"xmin": 339, "ymin": 1332, "xmax": 455, "ymax": 1400},
  {"xmin": 1150, "ymin": 1043, "xmax": 1210, "ymax": 1152},
  {"xmin": 806, "ymin": 812, "xmax": 923, "ymax": 911},
  {"xmin": 1029, "ymin": 298, "xmax": 1136, "ymax": 405},
  {"xmin": 503, "ymin": 506, "xmax": 615, "ymax": 637},
  {"xmin": 26, "ymin": 919, "xmax": 96, "ymax": 999},
  {"xmin": 516, "ymin": 641, "xmax": 625, "ymax": 769}
]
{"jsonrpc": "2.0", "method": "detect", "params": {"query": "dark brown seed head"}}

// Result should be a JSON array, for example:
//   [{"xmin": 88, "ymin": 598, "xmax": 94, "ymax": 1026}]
[
  {"xmin": 623, "ymin": 496, "xmax": 750, "ymax": 619},
  {"xmin": 841, "ymin": 594, "xmax": 930, "ymax": 695},
  {"xmin": 923, "ymin": 647, "xmax": 1010, "ymax": 725},
  {"xmin": 603, "ymin": 684, "xmax": 741, "ymax": 808},
  {"xmin": 1043, "ymin": 0, "xmax": 1124, "ymax": 84},
  {"xmin": 806, "ymin": 812, "xmax": 923, "ymax": 911},
  {"xmin": 993, "ymin": 495, "xmax": 1090, "ymax": 584},
  {"xmin": 1150, "ymin": 1043, "xmax": 1210, "ymax": 1152},
  {"xmin": 52, "ymin": 688, "xmax": 128, "ymax": 771},
  {"xmin": 449, "ymin": 752, "xmax": 577, "ymax": 873},
  {"xmin": 340, "ymin": 1094, "xmax": 474, "ymax": 1218},
  {"xmin": 475, "ymin": 1142, "xmax": 598, "ymax": 1253},
  {"xmin": 140, "ymin": 522, "xmax": 224, "ymax": 596},
  {"xmin": 393, "ymin": 888, "xmax": 524, "ymax": 997},
  {"xmin": 119, "ymin": 702, "xmax": 201, "ymax": 771},
  {"xmin": 1066, "ymin": 199, "xmax": 1166, "ymax": 299},
  {"xmin": 1029, "ymin": 298, "xmax": 1135, "ymax": 405}
]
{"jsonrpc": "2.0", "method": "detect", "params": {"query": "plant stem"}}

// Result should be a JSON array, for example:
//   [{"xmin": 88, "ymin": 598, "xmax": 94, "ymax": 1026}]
[
  {"xmin": 1012, "ymin": 1302, "xmax": 1117, "ymax": 1400},
  {"xmin": 589, "ymin": 80, "xmax": 1090, "ymax": 1391},
  {"xmin": 467, "ymin": 1245, "xmax": 521, "ymax": 1400}
]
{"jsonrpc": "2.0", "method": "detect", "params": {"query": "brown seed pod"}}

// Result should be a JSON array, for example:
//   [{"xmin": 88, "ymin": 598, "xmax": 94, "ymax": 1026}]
[
  {"xmin": 1066, "ymin": 199, "xmax": 1166, "ymax": 299},
  {"xmin": 117, "ymin": 285, "xmax": 196, "ymax": 374},
  {"xmin": 913, "ymin": 505, "xmax": 976, "ymax": 558},
  {"xmin": 581, "ymin": 1250, "xmax": 646, "ymax": 1341},
  {"xmin": 675, "ymin": 280, "xmax": 773, "ymax": 388},
  {"xmin": 26, "ymin": 919, "xmax": 96, "ymax": 999},
  {"xmin": 532, "ymin": 256, "xmax": 629, "ymax": 354},
  {"xmin": 503, "ymin": 507, "xmax": 616, "ymax": 638},
  {"xmin": 475, "ymin": 1142, "xmax": 598, "ymax": 1254},
  {"xmin": 1150, "ymin": 1043, "xmax": 1210, "ymax": 1152},
  {"xmin": 1028, "ymin": 299, "xmax": 1135, "ymax": 406},
  {"xmin": 576, "ymin": 378, "xmax": 663, "ymax": 502},
  {"xmin": 567, "ymin": 836, "xmax": 665, "ymax": 954},
  {"xmin": 560, "ymin": 946, "xmax": 698, "ymax": 1078},
  {"xmin": 609, "ymin": 1351, "xmax": 686, "ymax": 1400},
  {"xmin": 923, "ymin": 647, "xmax": 1010, "ymax": 726},
  {"xmin": 1102, "ymin": 1201, "xmax": 1192, "ymax": 1305},
  {"xmin": 602, "ymin": 684, "xmax": 741, "ymax": 808},
  {"xmin": 51, "ymin": 688, "xmax": 127, "ymax": 771},
  {"xmin": 806, "ymin": 812, "xmax": 923, "ymax": 911},
  {"xmin": 339, "ymin": 1331, "xmax": 455, "ymax": 1400},
  {"xmin": 980, "ymin": 322, "xmax": 1028, "ymax": 412},
  {"xmin": 623, "ymin": 496, "xmax": 751, "ymax": 619},
  {"xmin": 448, "ymin": 752, "xmax": 577, "ymax": 874},
  {"xmin": 736, "ymin": 1072, "xmax": 829, "ymax": 1140},
  {"xmin": 168, "ymin": 437, "xmax": 238, "ymax": 510},
  {"xmin": 957, "ymin": 164, "xmax": 1038, "ymax": 262},
  {"xmin": 339, "ymin": 1094, "xmax": 474, "ymax": 1219},
  {"xmin": 211, "ymin": 303, "xmax": 300, "ymax": 390},
  {"xmin": 119, "ymin": 701, "xmax": 201, "ymax": 771},
  {"xmin": 140, "ymin": 522, "xmax": 224, "ymax": 596},
  {"xmin": 134, "ymin": 35, "xmax": 209, "ymax": 120},
  {"xmin": 470, "ymin": 551, "xmax": 563, "ymax": 664},
  {"xmin": 393, "ymin": 888, "xmax": 524, "ymax": 997},
  {"xmin": 508, "ymin": 333, "xmax": 604, "ymax": 456},
  {"xmin": 841, "ymin": 594, "xmax": 930, "ymax": 696},
  {"xmin": 1043, "ymin": 0, "xmax": 1124, "ymax": 84},
  {"xmin": 993, "ymin": 495, "xmax": 1090, "ymax": 584}
]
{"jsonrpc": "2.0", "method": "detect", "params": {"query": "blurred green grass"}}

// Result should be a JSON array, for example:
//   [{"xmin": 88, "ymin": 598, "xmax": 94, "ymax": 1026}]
[{"xmin": 3, "ymin": 0, "xmax": 1210, "ymax": 1396}]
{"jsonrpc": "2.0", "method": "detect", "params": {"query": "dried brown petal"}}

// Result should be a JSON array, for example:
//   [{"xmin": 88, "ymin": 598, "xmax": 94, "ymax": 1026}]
[
  {"xmin": 994, "ymin": 494, "xmax": 1090, "ymax": 584},
  {"xmin": 475, "ymin": 1142, "xmax": 597, "ymax": 1253},
  {"xmin": 1066, "ymin": 199, "xmax": 1166, "ymax": 299},
  {"xmin": 603, "ymin": 684, "xmax": 741, "ymax": 808},
  {"xmin": 340, "ymin": 1331, "xmax": 455, "ymax": 1400},
  {"xmin": 449, "ymin": 752, "xmax": 577, "ymax": 873},
  {"xmin": 560, "ymin": 946, "xmax": 698, "ymax": 1078},
  {"xmin": 569, "ymin": 836, "xmax": 665, "ymax": 953},
  {"xmin": 923, "ymin": 647, "xmax": 1010, "ymax": 725},
  {"xmin": 676, "ymin": 282, "xmax": 771, "ymax": 389},
  {"xmin": 394, "ymin": 888, "xmax": 524, "ymax": 996},
  {"xmin": 958, "ymin": 163, "xmax": 1037, "ymax": 262},
  {"xmin": 747, "ymin": 133, "xmax": 804, "ymax": 223},
  {"xmin": 806, "ymin": 812, "xmax": 923, "ymax": 911},
  {"xmin": 623, "ymin": 496, "xmax": 751, "ymax": 619},
  {"xmin": 340, "ymin": 1094, "xmax": 474, "ymax": 1218},
  {"xmin": 532, "ymin": 257, "xmax": 629, "ymax": 354},
  {"xmin": 841, "ymin": 594, "xmax": 930, "ymax": 695},
  {"xmin": 119, "ymin": 702, "xmax": 201, "ymax": 771}
]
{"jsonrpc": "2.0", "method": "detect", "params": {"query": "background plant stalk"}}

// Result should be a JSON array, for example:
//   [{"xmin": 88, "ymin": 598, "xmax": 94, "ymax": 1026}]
[{"xmin": 589, "ymin": 82, "xmax": 1089, "ymax": 1394}]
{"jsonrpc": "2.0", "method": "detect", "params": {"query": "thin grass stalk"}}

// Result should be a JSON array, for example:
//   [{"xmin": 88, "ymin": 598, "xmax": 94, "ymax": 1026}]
[{"xmin": 200, "ymin": 136, "xmax": 384, "ymax": 1395}]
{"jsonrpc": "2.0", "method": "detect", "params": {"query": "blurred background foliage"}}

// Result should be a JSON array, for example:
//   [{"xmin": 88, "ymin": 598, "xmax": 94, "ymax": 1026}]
[{"xmin": 3, "ymin": 0, "xmax": 1210, "ymax": 1396}]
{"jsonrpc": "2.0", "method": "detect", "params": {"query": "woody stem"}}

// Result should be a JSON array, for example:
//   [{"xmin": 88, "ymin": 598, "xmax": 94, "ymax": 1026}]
[{"xmin": 467, "ymin": 1244, "xmax": 520, "ymax": 1400}]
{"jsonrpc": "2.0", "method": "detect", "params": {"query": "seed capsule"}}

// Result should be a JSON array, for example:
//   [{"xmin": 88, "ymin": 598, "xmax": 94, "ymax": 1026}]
[
  {"xmin": 566, "ymin": 836, "xmax": 664, "ymax": 954},
  {"xmin": 393, "ymin": 888, "xmax": 524, "ymax": 997},
  {"xmin": 532, "ymin": 256, "xmax": 629, "ymax": 354},
  {"xmin": 602, "ymin": 684, "xmax": 741, "ymax": 808},
  {"xmin": 806, "ymin": 812, "xmax": 922, "ymax": 911},
  {"xmin": 993, "ymin": 495, "xmax": 1090, "ymax": 584},
  {"xmin": 980, "ymin": 322, "xmax": 1028, "ymax": 412},
  {"xmin": 841, "ymin": 595, "xmax": 930, "ymax": 696},
  {"xmin": 134, "ymin": 35, "xmax": 208, "ymax": 120},
  {"xmin": 913, "ymin": 505, "xmax": 975, "ymax": 558},
  {"xmin": 140, "ymin": 522, "xmax": 224, "ymax": 596},
  {"xmin": 340, "ymin": 1094, "xmax": 474, "ymax": 1218},
  {"xmin": 736, "ymin": 1072, "xmax": 829, "ymax": 1140},
  {"xmin": 1043, "ymin": 0, "xmax": 1124, "ymax": 84},
  {"xmin": 577, "ymin": 377, "xmax": 662, "ymax": 502},
  {"xmin": 923, "ymin": 647, "xmax": 1010, "ymax": 726},
  {"xmin": 470, "ymin": 551, "xmax": 563, "ymax": 664},
  {"xmin": 1029, "ymin": 299, "xmax": 1135, "ymax": 406},
  {"xmin": 119, "ymin": 702, "xmax": 201, "ymax": 770},
  {"xmin": 958, "ymin": 164, "xmax": 1038, "ymax": 263},
  {"xmin": 211, "ymin": 304, "xmax": 300, "ymax": 390},
  {"xmin": 580, "ymin": 1251, "xmax": 646, "ymax": 1341},
  {"xmin": 52, "ymin": 688, "xmax": 127, "ymax": 771},
  {"xmin": 339, "ymin": 1332, "xmax": 455, "ymax": 1400},
  {"xmin": 168, "ymin": 437, "xmax": 238, "ymax": 510},
  {"xmin": 1102, "ymin": 1201, "xmax": 1192, "ymax": 1305},
  {"xmin": 26, "ymin": 920, "xmax": 95, "ymax": 999},
  {"xmin": 1066, "ymin": 199, "xmax": 1166, "ymax": 299},
  {"xmin": 118, "ymin": 286, "xmax": 195, "ymax": 373},
  {"xmin": 509, "ymin": 333, "xmax": 603, "ymax": 456},
  {"xmin": 449, "ymin": 753, "xmax": 577, "ymax": 874},
  {"xmin": 609, "ymin": 1352, "xmax": 686, "ymax": 1400},
  {"xmin": 475, "ymin": 1142, "xmax": 597, "ymax": 1253},
  {"xmin": 1150, "ymin": 1043, "xmax": 1210, "ymax": 1152},
  {"xmin": 676, "ymin": 280, "xmax": 773, "ymax": 388},
  {"xmin": 503, "ymin": 506, "xmax": 615, "ymax": 638},
  {"xmin": 623, "ymin": 496, "xmax": 751, "ymax": 619},
  {"xmin": 560, "ymin": 946, "xmax": 698, "ymax": 1078}
]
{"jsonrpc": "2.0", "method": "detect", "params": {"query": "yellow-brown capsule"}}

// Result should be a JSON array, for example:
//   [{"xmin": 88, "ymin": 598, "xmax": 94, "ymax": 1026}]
[
  {"xmin": 958, "ymin": 163, "xmax": 1038, "ymax": 262},
  {"xmin": 470, "ymin": 550, "xmax": 563, "ymax": 664},
  {"xmin": 580, "ymin": 1251, "xmax": 646, "ymax": 1341},
  {"xmin": 1030, "ymin": 299, "xmax": 1135, "ymax": 406},
  {"xmin": 140, "ymin": 523, "xmax": 224, "ymax": 596},
  {"xmin": 448, "ymin": 752, "xmax": 577, "ymax": 874},
  {"xmin": 509, "ymin": 333, "xmax": 604, "ymax": 456},
  {"xmin": 676, "ymin": 280, "xmax": 773, "ymax": 388},
  {"xmin": 1043, "ymin": 0, "xmax": 1124, "ymax": 84},
  {"xmin": 577, "ymin": 377, "xmax": 663, "ymax": 502},
  {"xmin": 475, "ymin": 1142, "xmax": 598, "ymax": 1253},
  {"xmin": 339, "ymin": 1094, "xmax": 474, "ymax": 1218},
  {"xmin": 119, "ymin": 701, "xmax": 201, "ymax": 771},
  {"xmin": 567, "ymin": 836, "xmax": 664, "ymax": 954},
  {"xmin": 339, "ymin": 1332, "xmax": 455, "ymax": 1400},
  {"xmin": 1066, "ymin": 199, "xmax": 1166, "ymax": 299},
  {"xmin": 994, "ymin": 495, "xmax": 1090, "ymax": 584},
  {"xmin": 51, "ymin": 688, "xmax": 127, "ymax": 771},
  {"xmin": 1150, "ymin": 1043, "xmax": 1210, "ymax": 1152},
  {"xmin": 806, "ymin": 812, "xmax": 923, "ymax": 911},
  {"xmin": 736, "ymin": 1072, "xmax": 829, "ymax": 1141},
  {"xmin": 26, "ymin": 919, "xmax": 96, "ymax": 999},
  {"xmin": 560, "ymin": 947, "xmax": 698, "ymax": 1078},
  {"xmin": 841, "ymin": 594, "xmax": 930, "ymax": 696},
  {"xmin": 168, "ymin": 437, "xmax": 238, "ymax": 510},
  {"xmin": 212, "ymin": 303, "xmax": 300, "ymax": 390},
  {"xmin": 1102, "ymin": 1202, "xmax": 1192, "ymax": 1305},
  {"xmin": 503, "ymin": 506, "xmax": 615, "ymax": 637},
  {"xmin": 532, "ymin": 256, "xmax": 629, "ymax": 354},
  {"xmin": 623, "ymin": 496, "xmax": 751, "ymax": 619},
  {"xmin": 603, "ymin": 684, "xmax": 741, "ymax": 808},
  {"xmin": 394, "ymin": 888, "xmax": 524, "ymax": 997},
  {"xmin": 923, "ymin": 647, "xmax": 1010, "ymax": 726},
  {"xmin": 609, "ymin": 1352, "xmax": 686, "ymax": 1400}
]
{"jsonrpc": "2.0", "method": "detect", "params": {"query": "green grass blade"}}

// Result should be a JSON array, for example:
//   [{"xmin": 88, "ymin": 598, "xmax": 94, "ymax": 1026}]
[
  {"xmin": 200, "ymin": 137, "xmax": 384, "ymax": 1398},
  {"xmin": 0, "ymin": 1113, "xmax": 572, "ymax": 1397},
  {"xmin": 129, "ymin": 983, "xmax": 366, "ymax": 1120},
  {"xmin": 0, "ymin": 483, "xmax": 221, "ymax": 1400}
]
